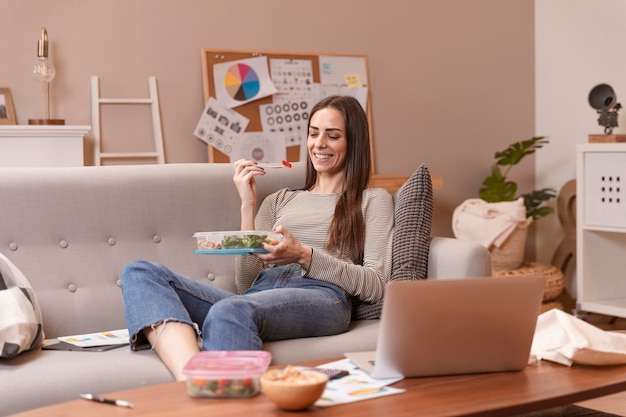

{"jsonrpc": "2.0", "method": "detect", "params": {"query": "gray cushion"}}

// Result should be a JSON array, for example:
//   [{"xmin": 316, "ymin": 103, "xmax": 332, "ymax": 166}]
[
  {"xmin": 390, "ymin": 163, "xmax": 433, "ymax": 280},
  {"xmin": 0, "ymin": 252, "xmax": 44, "ymax": 358},
  {"xmin": 352, "ymin": 164, "xmax": 434, "ymax": 320}
]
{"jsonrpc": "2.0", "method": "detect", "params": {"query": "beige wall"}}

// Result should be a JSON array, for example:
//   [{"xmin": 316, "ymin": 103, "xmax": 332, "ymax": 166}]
[
  {"xmin": 0, "ymin": 0, "xmax": 535, "ymax": 239},
  {"xmin": 535, "ymin": 1, "xmax": 626, "ymax": 265}
]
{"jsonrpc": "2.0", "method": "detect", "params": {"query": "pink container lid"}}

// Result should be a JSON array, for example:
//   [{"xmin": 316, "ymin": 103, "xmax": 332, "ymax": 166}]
[{"xmin": 182, "ymin": 351, "xmax": 272, "ymax": 379}]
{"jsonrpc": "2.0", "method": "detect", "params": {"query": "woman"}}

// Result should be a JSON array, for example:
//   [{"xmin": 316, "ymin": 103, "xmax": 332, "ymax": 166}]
[{"xmin": 121, "ymin": 95, "xmax": 393, "ymax": 380}]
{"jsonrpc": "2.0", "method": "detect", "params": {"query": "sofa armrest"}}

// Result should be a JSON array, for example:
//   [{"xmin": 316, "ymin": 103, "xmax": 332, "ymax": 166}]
[{"xmin": 427, "ymin": 237, "xmax": 492, "ymax": 279}]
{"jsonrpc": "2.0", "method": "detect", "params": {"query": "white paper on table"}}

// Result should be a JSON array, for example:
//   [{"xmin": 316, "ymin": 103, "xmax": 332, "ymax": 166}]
[
  {"xmin": 58, "ymin": 329, "xmax": 129, "ymax": 347},
  {"xmin": 531, "ymin": 309, "xmax": 626, "ymax": 366},
  {"xmin": 313, "ymin": 358, "xmax": 405, "ymax": 407}
]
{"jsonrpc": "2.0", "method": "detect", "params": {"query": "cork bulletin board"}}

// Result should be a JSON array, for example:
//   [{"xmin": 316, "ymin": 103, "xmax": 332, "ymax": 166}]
[{"xmin": 200, "ymin": 48, "xmax": 375, "ymax": 172}]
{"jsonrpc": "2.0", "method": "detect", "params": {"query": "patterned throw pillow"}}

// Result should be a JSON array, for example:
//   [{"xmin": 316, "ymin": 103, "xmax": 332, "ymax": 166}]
[
  {"xmin": 0, "ymin": 252, "xmax": 44, "ymax": 358},
  {"xmin": 352, "ymin": 163, "xmax": 434, "ymax": 320},
  {"xmin": 390, "ymin": 163, "xmax": 433, "ymax": 281}
]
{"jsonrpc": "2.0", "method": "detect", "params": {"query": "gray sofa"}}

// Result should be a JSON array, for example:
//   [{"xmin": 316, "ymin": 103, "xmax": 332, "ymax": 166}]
[{"xmin": 0, "ymin": 162, "xmax": 491, "ymax": 416}]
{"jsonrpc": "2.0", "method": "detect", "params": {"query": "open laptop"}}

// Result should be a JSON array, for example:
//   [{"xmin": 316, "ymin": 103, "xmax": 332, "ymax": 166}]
[{"xmin": 345, "ymin": 276, "xmax": 545, "ymax": 379}]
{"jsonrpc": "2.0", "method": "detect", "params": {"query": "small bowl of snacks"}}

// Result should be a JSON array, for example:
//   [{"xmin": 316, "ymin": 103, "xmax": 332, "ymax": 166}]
[
  {"xmin": 182, "ymin": 351, "xmax": 272, "ymax": 398},
  {"xmin": 260, "ymin": 365, "xmax": 329, "ymax": 410},
  {"xmin": 193, "ymin": 231, "xmax": 282, "ymax": 254}
]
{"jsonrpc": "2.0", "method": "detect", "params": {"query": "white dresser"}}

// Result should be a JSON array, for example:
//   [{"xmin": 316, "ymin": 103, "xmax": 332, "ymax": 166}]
[{"xmin": 0, "ymin": 125, "xmax": 90, "ymax": 167}]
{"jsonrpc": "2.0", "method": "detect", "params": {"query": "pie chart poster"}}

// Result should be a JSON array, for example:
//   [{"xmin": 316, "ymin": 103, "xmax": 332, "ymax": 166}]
[{"xmin": 213, "ymin": 56, "xmax": 277, "ymax": 109}]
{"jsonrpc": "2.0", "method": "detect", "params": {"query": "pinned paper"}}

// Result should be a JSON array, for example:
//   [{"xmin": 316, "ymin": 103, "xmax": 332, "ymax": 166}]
[
  {"xmin": 193, "ymin": 97, "xmax": 250, "ymax": 156},
  {"xmin": 345, "ymin": 74, "xmax": 363, "ymax": 88},
  {"xmin": 213, "ymin": 56, "xmax": 277, "ymax": 108},
  {"xmin": 319, "ymin": 55, "xmax": 368, "ymax": 87},
  {"xmin": 231, "ymin": 132, "xmax": 286, "ymax": 164},
  {"xmin": 270, "ymin": 58, "xmax": 314, "ymax": 99},
  {"xmin": 259, "ymin": 99, "xmax": 312, "ymax": 146}
]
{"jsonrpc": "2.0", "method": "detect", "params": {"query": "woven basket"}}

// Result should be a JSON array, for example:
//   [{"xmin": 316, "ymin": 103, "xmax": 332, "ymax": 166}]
[
  {"xmin": 540, "ymin": 299, "xmax": 564, "ymax": 313},
  {"xmin": 493, "ymin": 262, "xmax": 565, "ymax": 302},
  {"xmin": 489, "ymin": 219, "xmax": 532, "ymax": 270}
]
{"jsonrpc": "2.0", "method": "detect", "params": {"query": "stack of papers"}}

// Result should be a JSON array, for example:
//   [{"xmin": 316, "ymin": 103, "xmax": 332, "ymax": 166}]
[
  {"xmin": 58, "ymin": 329, "xmax": 129, "ymax": 348},
  {"xmin": 313, "ymin": 359, "xmax": 405, "ymax": 407}
]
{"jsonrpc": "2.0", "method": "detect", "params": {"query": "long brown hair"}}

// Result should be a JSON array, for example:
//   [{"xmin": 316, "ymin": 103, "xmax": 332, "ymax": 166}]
[{"xmin": 303, "ymin": 96, "xmax": 371, "ymax": 264}]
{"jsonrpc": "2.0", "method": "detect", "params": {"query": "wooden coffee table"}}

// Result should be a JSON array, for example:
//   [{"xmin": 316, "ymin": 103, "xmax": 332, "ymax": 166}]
[{"xmin": 9, "ymin": 358, "xmax": 626, "ymax": 417}]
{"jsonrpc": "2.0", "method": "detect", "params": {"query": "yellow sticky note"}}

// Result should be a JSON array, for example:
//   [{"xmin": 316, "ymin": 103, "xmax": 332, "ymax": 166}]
[{"xmin": 345, "ymin": 74, "xmax": 362, "ymax": 88}]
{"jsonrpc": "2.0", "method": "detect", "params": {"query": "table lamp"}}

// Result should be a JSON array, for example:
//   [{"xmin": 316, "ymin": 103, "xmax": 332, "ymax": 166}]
[{"xmin": 29, "ymin": 27, "xmax": 64, "ymax": 125}]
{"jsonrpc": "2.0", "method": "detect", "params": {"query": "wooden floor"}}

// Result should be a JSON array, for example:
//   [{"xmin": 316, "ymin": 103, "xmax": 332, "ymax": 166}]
[{"xmin": 571, "ymin": 313, "xmax": 626, "ymax": 416}]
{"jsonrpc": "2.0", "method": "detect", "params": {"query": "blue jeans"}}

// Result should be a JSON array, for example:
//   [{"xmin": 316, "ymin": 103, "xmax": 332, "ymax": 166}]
[{"xmin": 121, "ymin": 260, "xmax": 351, "ymax": 351}]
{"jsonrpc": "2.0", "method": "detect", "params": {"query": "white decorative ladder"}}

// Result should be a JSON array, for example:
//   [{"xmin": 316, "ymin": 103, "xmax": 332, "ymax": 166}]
[{"xmin": 91, "ymin": 76, "xmax": 165, "ymax": 165}]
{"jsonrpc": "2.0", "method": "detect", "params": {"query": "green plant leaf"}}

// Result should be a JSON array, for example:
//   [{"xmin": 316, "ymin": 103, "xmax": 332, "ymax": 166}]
[
  {"xmin": 494, "ymin": 136, "xmax": 548, "ymax": 168},
  {"xmin": 479, "ymin": 165, "xmax": 517, "ymax": 202},
  {"xmin": 522, "ymin": 188, "xmax": 557, "ymax": 220},
  {"xmin": 478, "ymin": 136, "xmax": 556, "ymax": 220},
  {"xmin": 528, "ymin": 206, "xmax": 555, "ymax": 220}
]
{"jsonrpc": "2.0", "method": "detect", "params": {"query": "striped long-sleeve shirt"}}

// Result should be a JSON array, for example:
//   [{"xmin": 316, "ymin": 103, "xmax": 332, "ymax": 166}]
[{"xmin": 235, "ymin": 187, "xmax": 394, "ymax": 303}]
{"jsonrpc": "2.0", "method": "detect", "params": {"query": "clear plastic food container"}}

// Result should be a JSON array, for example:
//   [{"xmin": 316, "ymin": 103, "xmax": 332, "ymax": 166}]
[
  {"xmin": 183, "ymin": 351, "xmax": 272, "ymax": 398},
  {"xmin": 193, "ymin": 231, "xmax": 282, "ymax": 253}
]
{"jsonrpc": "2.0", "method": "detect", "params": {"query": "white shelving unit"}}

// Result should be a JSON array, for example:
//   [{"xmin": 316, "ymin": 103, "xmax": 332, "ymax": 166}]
[{"xmin": 576, "ymin": 143, "xmax": 626, "ymax": 318}]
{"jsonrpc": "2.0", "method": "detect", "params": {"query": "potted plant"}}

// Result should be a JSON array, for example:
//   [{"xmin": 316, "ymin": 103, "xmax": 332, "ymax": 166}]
[
  {"xmin": 479, "ymin": 136, "xmax": 556, "ymax": 221},
  {"xmin": 469, "ymin": 136, "xmax": 556, "ymax": 269}
]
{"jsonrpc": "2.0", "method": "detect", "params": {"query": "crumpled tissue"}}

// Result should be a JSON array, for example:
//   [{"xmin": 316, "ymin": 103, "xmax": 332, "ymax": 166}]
[{"xmin": 531, "ymin": 309, "xmax": 626, "ymax": 366}]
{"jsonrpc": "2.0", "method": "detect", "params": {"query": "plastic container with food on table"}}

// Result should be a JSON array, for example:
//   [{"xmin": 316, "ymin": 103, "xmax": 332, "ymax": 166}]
[{"xmin": 182, "ymin": 350, "xmax": 272, "ymax": 398}]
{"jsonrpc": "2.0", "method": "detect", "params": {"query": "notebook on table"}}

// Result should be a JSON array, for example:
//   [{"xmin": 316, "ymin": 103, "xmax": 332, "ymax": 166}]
[{"xmin": 345, "ymin": 276, "xmax": 545, "ymax": 379}]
